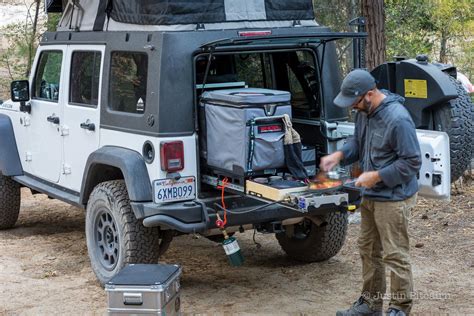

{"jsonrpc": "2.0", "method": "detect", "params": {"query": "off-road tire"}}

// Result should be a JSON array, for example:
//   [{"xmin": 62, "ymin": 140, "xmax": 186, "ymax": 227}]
[
  {"xmin": 85, "ymin": 180, "xmax": 172, "ymax": 285},
  {"xmin": 433, "ymin": 76, "xmax": 474, "ymax": 182},
  {"xmin": 0, "ymin": 173, "xmax": 21, "ymax": 229},
  {"xmin": 276, "ymin": 211, "xmax": 348, "ymax": 262}
]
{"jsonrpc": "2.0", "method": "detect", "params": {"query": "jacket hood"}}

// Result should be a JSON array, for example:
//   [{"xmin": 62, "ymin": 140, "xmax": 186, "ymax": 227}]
[
  {"xmin": 370, "ymin": 89, "xmax": 405, "ymax": 117},
  {"xmin": 382, "ymin": 89, "xmax": 405, "ymax": 104}
]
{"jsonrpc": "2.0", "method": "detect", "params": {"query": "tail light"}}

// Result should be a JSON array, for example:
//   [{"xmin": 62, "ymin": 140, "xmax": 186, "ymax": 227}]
[
  {"xmin": 160, "ymin": 141, "xmax": 184, "ymax": 172},
  {"xmin": 238, "ymin": 30, "xmax": 272, "ymax": 37}
]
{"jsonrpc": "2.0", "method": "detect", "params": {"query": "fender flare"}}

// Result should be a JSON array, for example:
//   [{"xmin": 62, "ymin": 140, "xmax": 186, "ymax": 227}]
[
  {"xmin": 0, "ymin": 114, "xmax": 23, "ymax": 176},
  {"xmin": 80, "ymin": 146, "xmax": 152, "ymax": 205}
]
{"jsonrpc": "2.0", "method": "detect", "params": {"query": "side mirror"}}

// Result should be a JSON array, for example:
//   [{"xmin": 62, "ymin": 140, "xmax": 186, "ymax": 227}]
[{"xmin": 11, "ymin": 80, "xmax": 30, "ymax": 102}]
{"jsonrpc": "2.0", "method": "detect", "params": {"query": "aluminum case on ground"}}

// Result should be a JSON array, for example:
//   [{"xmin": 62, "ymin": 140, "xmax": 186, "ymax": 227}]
[{"xmin": 105, "ymin": 264, "xmax": 182, "ymax": 315}]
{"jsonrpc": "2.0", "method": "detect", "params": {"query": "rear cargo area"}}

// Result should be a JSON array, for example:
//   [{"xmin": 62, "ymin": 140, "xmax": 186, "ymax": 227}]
[{"xmin": 195, "ymin": 49, "xmax": 329, "ymax": 194}]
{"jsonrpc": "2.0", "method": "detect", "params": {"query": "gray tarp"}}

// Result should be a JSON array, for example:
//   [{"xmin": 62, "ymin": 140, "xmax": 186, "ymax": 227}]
[
  {"xmin": 52, "ymin": 0, "xmax": 315, "ymax": 30},
  {"xmin": 110, "ymin": 0, "xmax": 314, "ymax": 25}
]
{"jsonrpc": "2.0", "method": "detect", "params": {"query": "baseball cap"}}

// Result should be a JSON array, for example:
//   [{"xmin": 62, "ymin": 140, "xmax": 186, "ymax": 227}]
[{"xmin": 334, "ymin": 69, "xmax": 376, "ymax": 108}]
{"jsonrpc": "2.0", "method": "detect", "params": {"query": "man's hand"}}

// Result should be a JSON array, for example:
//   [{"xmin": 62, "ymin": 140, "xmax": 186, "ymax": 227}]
[
  {"xmin": 355, "ymin": 171, "xmax": 382, "ymax": 188},
  {"xmin": 320, "ymin": 151, "xmax": 344, "ymax": 172}
]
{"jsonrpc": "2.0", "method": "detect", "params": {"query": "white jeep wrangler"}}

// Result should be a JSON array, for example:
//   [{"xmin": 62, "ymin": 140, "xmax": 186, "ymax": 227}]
[{"xmin": 0, "ymin": 0, "xmax": 463, "ymax": 284}]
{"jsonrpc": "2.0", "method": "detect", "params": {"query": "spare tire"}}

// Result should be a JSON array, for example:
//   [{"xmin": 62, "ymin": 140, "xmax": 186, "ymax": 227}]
[{"xmin": 432, "ymin": 75, "xmax": 473, "ymax": 182}]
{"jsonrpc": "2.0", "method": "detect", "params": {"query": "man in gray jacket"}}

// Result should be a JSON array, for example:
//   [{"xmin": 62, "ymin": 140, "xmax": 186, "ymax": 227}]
[{"xmin": 320, "ymin": 69, "xmax": 421, "ymax": 316}]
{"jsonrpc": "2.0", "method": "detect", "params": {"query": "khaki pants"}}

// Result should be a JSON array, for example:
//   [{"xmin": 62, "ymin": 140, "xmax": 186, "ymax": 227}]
[{"xmin": 358, "ymin": 194, "xmax": 417, "ymax": 313}]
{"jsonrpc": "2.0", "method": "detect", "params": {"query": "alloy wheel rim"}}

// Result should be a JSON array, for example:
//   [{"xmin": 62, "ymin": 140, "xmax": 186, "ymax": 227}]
[{"xmin": 94, "ymin": 209, "xmax": 119, "ymax": 271}]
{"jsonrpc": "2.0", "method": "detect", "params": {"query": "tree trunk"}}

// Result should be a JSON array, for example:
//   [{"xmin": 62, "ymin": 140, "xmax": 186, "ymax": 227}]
[
  {"xmin": 26, "ymin": 0, "xmax": 41, "ymax": 77},
  {"xmin": 439, "ymin": 30, "xmax": 448, "ymax": 64},
  {"xmin": 361, "ymin": 0, "xmax": 386, "ymax": 70}
]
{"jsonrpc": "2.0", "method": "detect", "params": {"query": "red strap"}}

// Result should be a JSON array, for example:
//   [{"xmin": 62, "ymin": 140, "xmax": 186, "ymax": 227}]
[{"xmin": 217, "ymin": 177, "xmax": 229, "ymax": 227}]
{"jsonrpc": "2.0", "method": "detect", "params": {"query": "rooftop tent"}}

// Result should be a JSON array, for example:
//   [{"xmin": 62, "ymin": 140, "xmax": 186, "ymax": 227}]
[
  {"xmin": 53, "ymin": 0, "xmax": 317, "ymax": 31},
  {"xmin": 109, "ymin": 0, "xmax": 315, "ymax": 25}
]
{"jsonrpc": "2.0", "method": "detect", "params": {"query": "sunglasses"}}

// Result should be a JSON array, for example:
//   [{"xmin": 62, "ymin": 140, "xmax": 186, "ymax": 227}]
[
  {"xmin": 351, "ymin": 88, "xmax": 376, "ymax": 108},
  {"xmin": 351, "ymin": 94, "xmax": 366, "ymax": 108}
]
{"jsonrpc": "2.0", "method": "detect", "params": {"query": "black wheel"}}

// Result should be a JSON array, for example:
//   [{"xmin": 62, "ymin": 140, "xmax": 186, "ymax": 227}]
[
  {"xmin": 0, "ymin": 173, "xmax": 21, "ymax": 229},
  {"xmin": 433, "ymin": 75, "xmax": 474, "ymax": 182},
  {"xmin": 85, "ymin": 180, "xmax": 173, "ymax": 285},
  {"xmin": 276, "ymin": 211, "xmax": 348, "ymax": 262}
]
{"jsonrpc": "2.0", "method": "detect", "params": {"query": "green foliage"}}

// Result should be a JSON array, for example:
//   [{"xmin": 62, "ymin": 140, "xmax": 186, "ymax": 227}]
[
  {"xmin": 313, "ymin": 0, "xmax": 473, "ymax": 79},
  {"xmin": 47, "ymin": 13, "xmax": 61, "ymax": 32},
  {"xmin": 313, "ymin": 0, "xmax": 361, "ymax": 75},
  {"xmin": 385, "ymin": 0, "xmax": 435, "ymax": 60},
  {"xmin": 430, "ymin": 0, "xmax": 472, "ymax": 38},
  {"xmin": 0, "ymin": 5, "xmax": 61, "ymax": 99},
  {"xmin": 313, "ymin": 0, "xmax": 360, "ymax": 32},
  {"xmin": 41, "ymin": 51, "xmax": 62, "ymax": 84},
  {"xmin": 0, "ymin": 22, "xmax": 33, "ymax": 81},
  {"xmin": 430, "ymin": 0, "xmax": 474, "ymax": 77},
  {"xmin": 386, "ymin": 0, "xmax": 473, "ymax": 77}
]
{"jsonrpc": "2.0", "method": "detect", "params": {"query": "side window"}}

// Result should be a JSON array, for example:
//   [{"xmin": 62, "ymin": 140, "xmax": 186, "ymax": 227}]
[
  {"xmin": 33, "ymin": 50, "xmax": 63, "ymax": 102},
  {"xmin": 69, "ymin": 51, "xmax": 102, "ymax": 106},
  {"xmin": 286, "ymin": 51, "xmax": 320, "ymax": 114},
  {"xmin": 109, "ymin": 52, "xmax": 148, "ymax": 114},
  {"xmin": 288, "ymin": 67, "xmax": 305, "ymax": 107},
  {"xmin": 195, "ymin": 53, "xmax": 273, "ymax": 89},
  {"xmin": 233, "ymin": 53, "xmax": 273, "ymax": 89}
]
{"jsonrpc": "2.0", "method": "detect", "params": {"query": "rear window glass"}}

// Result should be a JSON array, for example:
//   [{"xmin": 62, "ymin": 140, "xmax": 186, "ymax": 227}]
[
  {"xmin": 69, "ymin": 51, "xmax": 101, "ymax": 106},
  {"xmin": 109, "ymin": 52, "xmax": 148, "ymax": 114},
  {"xmin": 195, "ymin": 50, "xmax": 320, "ymax": 118}
]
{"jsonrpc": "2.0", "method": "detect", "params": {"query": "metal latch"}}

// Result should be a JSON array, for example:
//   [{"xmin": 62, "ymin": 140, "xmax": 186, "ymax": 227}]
[
  {"xmin": 60, "ymin": 125, "xmax": 69, "ymax": 136},
  {"xmin": 25, "ymin": 152, "xmax": 32, "ymax": 162},
  {"xmin": 20, "ymin": 116, "xmax": 31, "ymax": 127},
  {"xmin": 62, "ymin": 164, "xmax": 71, "ymax": 175}
]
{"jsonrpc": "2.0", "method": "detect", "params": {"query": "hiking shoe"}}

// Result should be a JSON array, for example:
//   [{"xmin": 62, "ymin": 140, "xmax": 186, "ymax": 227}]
[
  {"xmin": 336, "ymin": 296, "xmax": 383, "ymax": 316},
  {"xmin": 386, "ymin": 308, "xmax": 406, "ymax": 316}
]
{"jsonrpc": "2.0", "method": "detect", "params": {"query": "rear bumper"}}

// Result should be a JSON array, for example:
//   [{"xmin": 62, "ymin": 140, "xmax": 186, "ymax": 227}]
[
  {"xmin": 131, "ymin": 200, "xmax": 208, "ymax": 233},
  {"xmin": 131, "ymin": 194, "xmax": 360, "ymax": 233}
]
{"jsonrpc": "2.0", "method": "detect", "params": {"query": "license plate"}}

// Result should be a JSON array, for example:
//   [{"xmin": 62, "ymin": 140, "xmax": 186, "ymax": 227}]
[{"xmin": 153, "ymin": 176, "xmax": 196, "ymax": 203}]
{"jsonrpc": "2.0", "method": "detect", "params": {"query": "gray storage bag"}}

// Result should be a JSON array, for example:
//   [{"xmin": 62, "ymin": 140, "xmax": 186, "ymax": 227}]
[{"xmin": 201, "ymin": 88, "xmax": 292, "ymax": 175}]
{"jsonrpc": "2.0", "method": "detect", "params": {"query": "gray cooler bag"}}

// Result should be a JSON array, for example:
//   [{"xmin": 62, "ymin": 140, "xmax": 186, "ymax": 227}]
[{"xmin": 201, "ymin": 88, "xmax": 292, "ymax": 175}]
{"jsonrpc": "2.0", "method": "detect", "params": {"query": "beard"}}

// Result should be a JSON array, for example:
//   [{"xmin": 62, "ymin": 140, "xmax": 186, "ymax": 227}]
[{"xmin": 356, "ymin": 99, "xmax": 372, "ymax": 114}]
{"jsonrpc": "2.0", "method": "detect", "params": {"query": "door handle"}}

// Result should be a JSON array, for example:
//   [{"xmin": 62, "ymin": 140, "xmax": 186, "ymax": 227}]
[
  {"xmin": 80, "ymin": 122, "xmax": 95, "ymax": 131},
  {"xmin": 46, "ymin": 115, "xmax": 60, "ymax": 124}
]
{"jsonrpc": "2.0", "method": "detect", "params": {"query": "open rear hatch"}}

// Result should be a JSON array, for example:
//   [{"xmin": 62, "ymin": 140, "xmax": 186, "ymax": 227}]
[
  {"xmin": 200, "ymin": 31, "xmax": 367, "ymax": 75},
  {"xmin": 198, "ymin": 31, "xmax": 367, "ymax": 214}
]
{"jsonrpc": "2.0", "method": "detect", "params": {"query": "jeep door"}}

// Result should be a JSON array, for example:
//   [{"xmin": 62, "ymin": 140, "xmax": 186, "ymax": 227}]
[
  {"xmin": 60, "ymin": 45, "xmax": 104, "ymax": 191},
  {"xmin": 26, "ymin": 46, "xmax": 66, "ymax": 183}
]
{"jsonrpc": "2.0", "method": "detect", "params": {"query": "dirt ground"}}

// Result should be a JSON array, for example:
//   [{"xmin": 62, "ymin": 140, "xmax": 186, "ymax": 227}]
[{"xmin": 0, "ymin": 181, "xmax": 473, "ymax": 315}]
